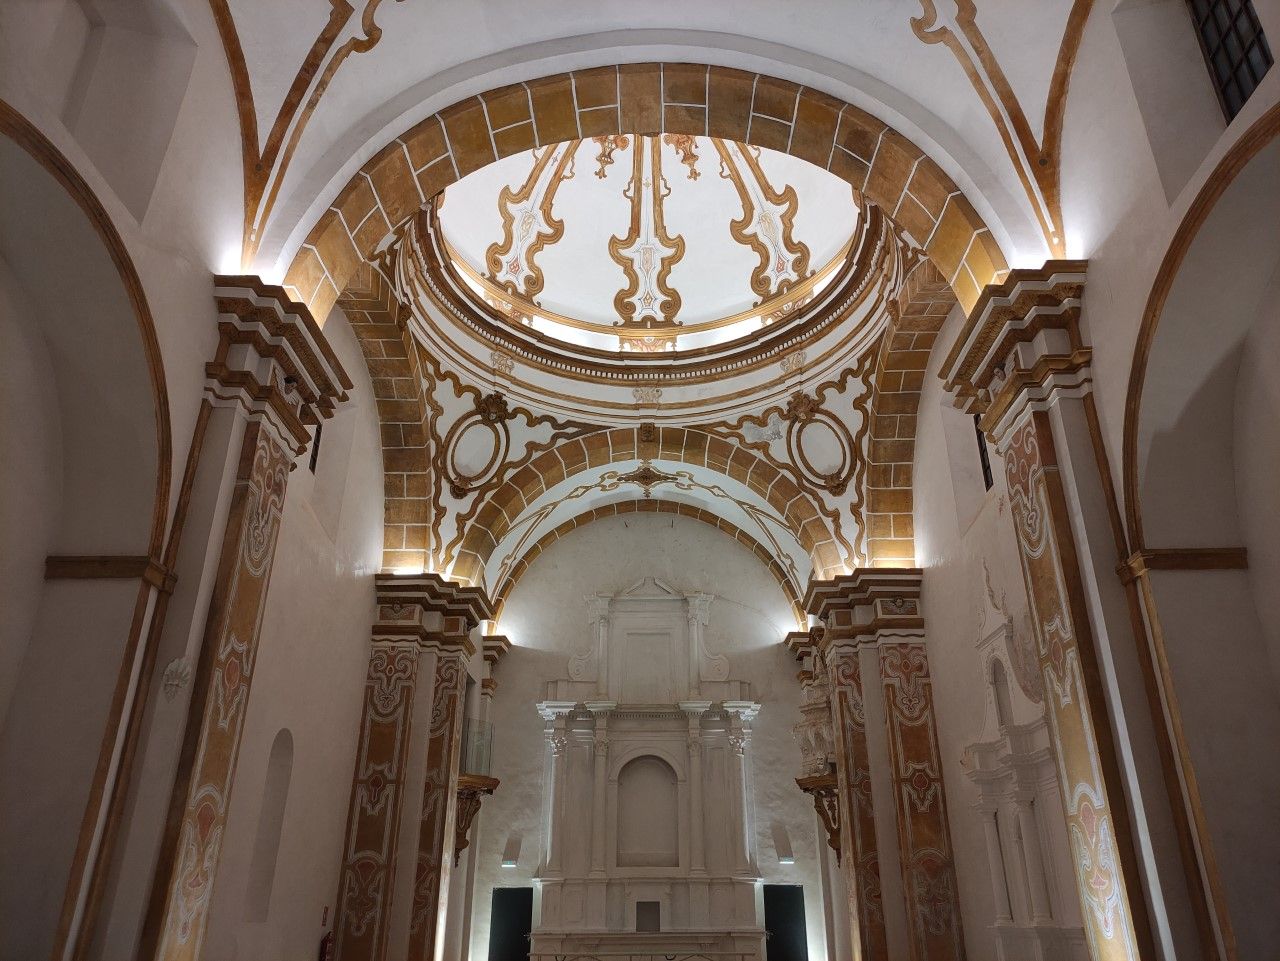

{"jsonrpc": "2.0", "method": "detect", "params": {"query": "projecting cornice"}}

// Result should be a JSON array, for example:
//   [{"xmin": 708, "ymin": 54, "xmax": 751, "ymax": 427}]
[
  {"xmin": 804, "ymin": 568, "xmax": 924, "ymax": 647},
  {"xmin": 938, "ymin": 260, "xmax": 1089, "ymax": 446},
  {"xmin": 210, "ymin": 274, "xmax": 354, "ymax": 454},
  {"xmin": 373, "ymin": 572, "xmax": 495, "ymax": 655}
]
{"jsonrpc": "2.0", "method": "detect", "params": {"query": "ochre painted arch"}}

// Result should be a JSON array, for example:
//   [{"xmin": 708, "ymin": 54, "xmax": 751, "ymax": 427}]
[
  {"xmin": 284, "ymin": 63, "xmax": 1008, "ymax": 323},
  {"xmin": 449, "ymin": 424, "xmax": 842, "ymax": 588}
]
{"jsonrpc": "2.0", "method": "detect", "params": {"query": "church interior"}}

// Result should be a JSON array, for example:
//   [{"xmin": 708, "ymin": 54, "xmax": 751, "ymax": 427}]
[{"xmin": 1, "ymin": 2, "xmax": 1277, "ymax": 960}]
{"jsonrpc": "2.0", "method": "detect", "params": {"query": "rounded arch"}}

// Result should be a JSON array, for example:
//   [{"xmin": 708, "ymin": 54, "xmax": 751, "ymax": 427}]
[
  {"xmin": 0, "ymin": 98, "xmax": 171, "ymax": 556},
  {"xmin": 1123, "ymin": 100, "xmax": 1280, "ymax": 550},
  {"xmin": 491, "ymin": 498, "xmax": 805, "ymax": 625},
  {"xmin": 0, "ymin": 98, "xmax": 172, "ymax": 961},
  {"xmin": 1119, "ymin": 100, "xmax": 1280, "ymax": 961},
  {"xmin": 283, "ymin": 63, "xmax": 1008, "ymax": 324},
  {"xmin": 450, "ymin": 425, "xmax": 841, "ymax": 586}
]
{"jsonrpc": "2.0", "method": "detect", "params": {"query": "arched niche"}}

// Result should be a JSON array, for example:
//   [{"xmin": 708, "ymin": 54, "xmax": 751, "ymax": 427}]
[
  {"xmin": 1124, "ymin": 105, "xmax": 1280, "ymax": 960},
  {"xmin": 0, "ymin": 104, "xmax": 170, "ymax": 961},
  {"xmin": 615, "ymin": 755, "xmax": 680, "ymax": 869},
  {"xmin": 243, "ymin": 729, "xmax": 294, "ymax": 922}
]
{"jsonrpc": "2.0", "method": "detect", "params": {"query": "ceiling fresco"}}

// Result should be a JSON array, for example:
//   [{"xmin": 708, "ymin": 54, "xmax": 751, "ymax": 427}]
[{"xmin": 437, "ymin": 135, "xmax": 859, "ymax": 352}]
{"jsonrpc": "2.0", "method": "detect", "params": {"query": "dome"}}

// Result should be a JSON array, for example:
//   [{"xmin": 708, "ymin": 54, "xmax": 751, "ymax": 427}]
[{"xmin": 436, "ymin": 135, "xmax": 860, "ymax": 353}]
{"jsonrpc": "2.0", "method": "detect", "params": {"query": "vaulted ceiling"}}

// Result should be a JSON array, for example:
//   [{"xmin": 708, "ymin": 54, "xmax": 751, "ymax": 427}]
[
  {"xmin": 207, "ymin": 0, "xmax": 1089, "ymax": 606},
  {"xmin": 210, "ymin": 0, "xmax": 1090, "ymax": 285}
]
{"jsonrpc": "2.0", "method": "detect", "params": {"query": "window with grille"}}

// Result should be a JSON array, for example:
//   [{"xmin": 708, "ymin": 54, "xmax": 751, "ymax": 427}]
[{"xmin": 1186, "ymin": 0, "xmax": 1273, "ymax": 119}]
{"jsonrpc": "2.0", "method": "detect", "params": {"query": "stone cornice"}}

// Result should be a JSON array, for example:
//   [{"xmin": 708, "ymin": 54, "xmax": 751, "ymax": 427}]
[
  {"xmin": 210, "ymin": 274, "xmax": 353, "ymax": 453},
  {"xmin": 374, "ymin": 571, "xmax": 494, "ymax": 633},
  {"xmin": 938, "ymin": 261, "xmax": 1088, "ymax": 440},
  {"xmin": 805, "ymin": 568, "xmax": 924, "ymax": 647}
]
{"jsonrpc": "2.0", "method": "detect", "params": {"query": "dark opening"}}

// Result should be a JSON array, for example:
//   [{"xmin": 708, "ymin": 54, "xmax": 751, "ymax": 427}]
[
  {"xmin": 487, "ymin": 887, "xmax": 533, "ymax": 961},
  {"xmin": 636, "ymin": 900, "xmax": 661, "ymax": 932},
  {"xmin": 763, "ymin": 884, "xmax": 808, "ymax": 961},
  {"xmin": 1185, "ymin": 0, "xmax": 1273, "ymax": 119},
  {"xmin": 308, "ymin": 422, "xmax": 323, "ymax": 473},
  {"xmin": 974, "ymin": 413, "xmax": 994, "ymax": 491}
]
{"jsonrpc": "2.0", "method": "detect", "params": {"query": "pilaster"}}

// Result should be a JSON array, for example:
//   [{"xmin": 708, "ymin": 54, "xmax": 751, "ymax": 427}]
[
  {"xmin": 141, "ymin": 277, "xmax": 351, "ymax": 961},
  {"xmin": 940, "ymin": 261, "xmax": 1151, "ymax": 961},
  {"xmin": 333, "ymin": 574, "xmax": 491, "ymax": 961},
  {"xmin": 807, "ymin": 569, "xmax": 964, "ymax": 961}
]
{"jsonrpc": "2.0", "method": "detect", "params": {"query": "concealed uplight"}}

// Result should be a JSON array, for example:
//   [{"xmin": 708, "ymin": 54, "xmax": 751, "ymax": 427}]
[
  {"xmin": 778, "ymin": 855, "xmax": 795, "ymax": 865},
  {"xmin": 501, "ymin": 859, "xmax": 518, "ymax": 868}
]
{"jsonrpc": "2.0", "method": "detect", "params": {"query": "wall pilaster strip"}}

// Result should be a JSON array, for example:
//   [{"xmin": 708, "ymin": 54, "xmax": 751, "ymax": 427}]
[
  {"xmin": 827, "ymin": 648, "xmax": 889, "ymax": 960},
  {"xmin": 879, "ymin": 640, "xmax": 965, "ymax": 960},
  {"xmin": 406, "ymin": 641, "xmax": 470, "ymax": 959},
  {"xmin": 137, "ymin": 276, "xmax": 350, "ymax": 961},
  {"xmin": 142, "ymin": 421, "xmax": 292, "ymax": 961},
  {"xmin": 940, "ymin": 262, "xmax": 1157, "ymax": 961},
  {"xmin": 333, "ymin": 641, "xmax": 421, "ymax": 961},
  {"xmin": 1000, "ymin": 411, "xmax": 1141, "ymax": 960}
]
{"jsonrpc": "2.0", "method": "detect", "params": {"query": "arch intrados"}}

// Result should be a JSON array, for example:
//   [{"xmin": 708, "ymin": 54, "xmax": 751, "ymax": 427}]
[
  {"xmin": 452, "ymin": 425, "xmax": 839, "ymax": 586},
  {"xmin": 490, "ymin": 498, "xmax": 805, "ymax": 625},
  {"xmin": 0, "ymin": 99, "xmax": 171, "ymax": 557},
  {"xmin": 1123, "ymin": 101, "xmax": 1280, "ymax": 550},
  {"xmin": 285, "ymin": 63, "xmax": 1008, "ymax": 324}
]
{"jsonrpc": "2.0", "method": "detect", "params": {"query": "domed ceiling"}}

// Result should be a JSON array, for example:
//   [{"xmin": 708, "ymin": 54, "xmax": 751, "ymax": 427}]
[{"xmin": 437, "ymin": 135, "xmax": 860, "ymax": 353}]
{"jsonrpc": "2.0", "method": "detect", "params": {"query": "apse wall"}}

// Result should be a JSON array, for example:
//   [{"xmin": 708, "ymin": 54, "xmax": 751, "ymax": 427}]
[
  {"xmin": 197, "ymin": 310, "xmax": 383, "ymax": 961},
  {"xmin": 469, "ymin": 512, "xmax": 824, "ymax": 961}
]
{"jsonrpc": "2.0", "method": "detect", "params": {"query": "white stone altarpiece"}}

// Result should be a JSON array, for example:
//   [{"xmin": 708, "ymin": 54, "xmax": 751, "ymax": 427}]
[{"xmin": 532, "ymin": 579, "xmax": 765, "ymax": 958}]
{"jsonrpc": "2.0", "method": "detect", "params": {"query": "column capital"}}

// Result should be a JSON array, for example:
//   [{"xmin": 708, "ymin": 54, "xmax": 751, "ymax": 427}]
[
  {"xmin": 210, "ymin": 275, "xmax": 353, "ymax": 455},
  {"xmin": 939, "ymin": 260, "xmax": 1090, "ymax": 447},
  {"xmin": 805, "ymin": 568, "xmax": 923, "ymax": 650}
]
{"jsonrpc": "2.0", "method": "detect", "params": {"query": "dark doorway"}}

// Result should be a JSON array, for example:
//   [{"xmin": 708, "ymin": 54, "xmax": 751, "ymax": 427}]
[
  {"xmin": 763, "ymin": 884, "xmax": 809, "ymax": 961},
  {"xmin": 487, "ymin": 887, "xmax": 533, "ymax": 961}
]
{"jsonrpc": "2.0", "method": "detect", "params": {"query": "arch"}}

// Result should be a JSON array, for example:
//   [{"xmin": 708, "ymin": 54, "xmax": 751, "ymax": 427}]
[
  {"xmin": 0, "ymin": 98, "xmax": 172, "ymax": 961},
  {"xmin": 244, "ymin": 729, "xmax": 294, "ymax": 922},
  {"xmin": 491, "ymin": 498, "xmax": 805, "ymax": 625},
  {"xmin": 283, "ymin": 63, "xmax": 1008, "ymax": 324},
  {"xmin": 0, "ymin": 98, "xmax": 171, "ymax": 555},
  {"xmin": 1123, "ymin": 100, "xmax": 1280, "ymax": 550},
  {"xmin": 450, "ymin": 426, "xmax": 840, "ymax": 587},
  {"xmin": 1119, "ymin": 99, "xmax": 1280, "ymax": 960},
  {"xmin": 616, "ymin": 755, "xmax": 680, "ymax": 868}
]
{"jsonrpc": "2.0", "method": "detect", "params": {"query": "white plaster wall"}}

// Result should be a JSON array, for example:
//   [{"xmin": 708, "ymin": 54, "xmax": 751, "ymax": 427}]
[
  {"xmin": 202, "ymin": 312, "xmax": 384, "ymax": 961},
  {"xmin": 468, "ymin": 513, "xmax": 825, "ymax": 961},
  {"xmin": 913, "ymin": 303, "xmax": 1050, "ymax": 961},
  {"xmin": 1236, "ymin": 293, "xmax": 1280, "ymax": 682},
  {"xmin": 1060, "ymin": 0, "xmax": 1280, "ymax": 477},
  {"xmin": 0, "ymin": 257, "xmax": 61, "ymax": 724}
]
